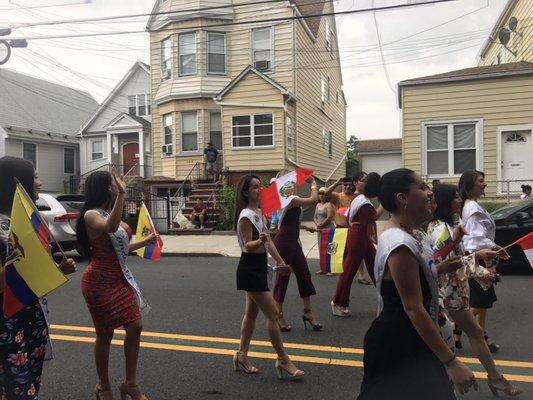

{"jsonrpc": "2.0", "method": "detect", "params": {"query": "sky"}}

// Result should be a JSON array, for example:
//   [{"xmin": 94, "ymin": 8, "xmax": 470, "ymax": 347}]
[{"xmin": 0, "ymin": 0, "xmax": 508, "ymax": 140}]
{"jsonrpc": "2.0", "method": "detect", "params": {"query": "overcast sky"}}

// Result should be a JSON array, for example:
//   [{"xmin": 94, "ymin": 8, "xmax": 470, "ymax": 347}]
[{"xmin": 0, "ymin": 0, "xmax": 507, "ymax": 140}]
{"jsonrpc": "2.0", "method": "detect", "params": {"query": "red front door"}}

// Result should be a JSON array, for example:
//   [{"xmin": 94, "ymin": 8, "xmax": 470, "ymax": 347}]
[{"xmin": 123, "ymin": 142, "xmax": 139, "ymax": 175}]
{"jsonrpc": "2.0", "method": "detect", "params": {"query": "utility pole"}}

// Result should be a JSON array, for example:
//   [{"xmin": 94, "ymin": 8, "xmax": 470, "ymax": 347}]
[{"xmin": 0, "ymin": 27, "xmax": 28, "ymax": 66}]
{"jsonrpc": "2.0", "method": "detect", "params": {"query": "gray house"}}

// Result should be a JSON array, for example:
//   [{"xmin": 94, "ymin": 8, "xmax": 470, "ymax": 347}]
[
  {"xmin": 0, "ymin": 68, "xmax": 98, "ymax": 193},
  {"xmin": 79, "ymin": 61, "xmax": 152, "ymax": 178}
]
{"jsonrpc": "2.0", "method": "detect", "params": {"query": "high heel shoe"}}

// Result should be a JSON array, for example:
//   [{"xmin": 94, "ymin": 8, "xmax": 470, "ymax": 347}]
[
  {"xmin": 94, "ymin": 384, "xmax": 114, "ymax": 400},
  {"xmin": 302, "ymin": 309, "xmax": 323, "ymax": 331},
  {"xmin": 274, "ymin": 359, "xmax": 305, "ymax": 379},
  {"xmin": 233, "ymin": 351, "xmax": 259, "ymax": 374},
  {"xmin": 487, "ymin": 375, "xmax": 524, "ymax": 397},
  {"xmin": 484, "ymin": 331, "xmax": 500, "ymax": 353},
  {"xmin": 119, "ymin": 382, "xmax": 148, "ymax": 400},
  {"xmin": 331, "ymin": 301, "xmax": 350, "ymax": 317},
  {"xmin": 277, "ymin": 312, "xmax": 292, "ymax": 332}
]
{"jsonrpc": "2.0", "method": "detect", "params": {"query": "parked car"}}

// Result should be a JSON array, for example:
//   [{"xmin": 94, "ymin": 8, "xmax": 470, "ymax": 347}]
[
  {"xmin": 492, "ymin": 198, "xmax": 533, "ymax": 275},
  {"xmin": 36, "ymin": 193, "xmax": 85, "ymax": 254}
]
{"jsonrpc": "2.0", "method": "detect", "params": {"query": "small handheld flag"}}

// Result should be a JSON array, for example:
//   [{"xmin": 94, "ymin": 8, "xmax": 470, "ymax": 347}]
[
  {"xmin": 515, "ymin": 232, "xmax": 533, "ymax": 269},
  {"xmin": 432, "ymin": 226, "xmax": 455, "ymax": 262},
  {"xmin": 319, "ymin": 228, "xmax": 348, "ymax": 274},
  {"xmin": 135, "ymin": 202, "xmax": 163, "ymax": 261},
  {"xmin": 260, "ymin": 168, "xmax": 313, "ymax": 216}
]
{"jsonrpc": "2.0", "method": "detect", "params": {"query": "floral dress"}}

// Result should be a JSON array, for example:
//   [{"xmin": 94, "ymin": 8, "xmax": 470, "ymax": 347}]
[{"xmin": 0, "ymin": 216, "xmax": 48, "ymax": 400}]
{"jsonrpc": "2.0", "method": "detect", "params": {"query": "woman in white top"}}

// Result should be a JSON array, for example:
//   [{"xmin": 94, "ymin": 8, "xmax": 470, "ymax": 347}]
[
  {"xmin": 520, "ymin": 184, "xmax": 531, "ymax": 201},
  {"xmin": 459, "ymin": 170, "xmax": 510, "ymax": 354}
]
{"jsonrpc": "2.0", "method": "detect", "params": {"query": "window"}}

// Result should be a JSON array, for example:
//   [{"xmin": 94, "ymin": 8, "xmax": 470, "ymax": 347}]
[
  {"xmin": 321, "ymin": 77, "xmax": 329, "ymax": 106},
  {"xmin": 181, "ymin": 112, "xmax": 198, "ymax": 152},
  {"xmin": 64, "ymin": 148, "xmax": 75, "ymax": 173},
  {"xmin": 322, "ymin": 129, "xmax": 329, "ymax": 150},
  {"xmin": 424, "ymin": 122, "xmax": 479, "ymax": 176},
  {"xmin": 179, "ymin": 32, "xmax": 197, "ymax": 75},
  {"xmin": 325, "ymin": 19, "xmax": 332, "ymax": 52},
  {"xmin": 161, "ymin": 37, "xmax": 172, "ymax": 80},
  {"xmin": 232, "ymin": 114, "xmax": 273, "ymax": 148},
  {"xmin": 128, "ymin": 94, "xmax": 151, "ymax": 117},
  {"xmin": 209, "ymin": 112, "xmax": 222, "ymax": 151},
  {"xmin": 23, "ymin": 143, "xmax": 36, "ymax": 167},
  {"xmin": 328, "ymin": 131, "xmax": 333, "ymax": 156},
  {"xmin": 252, "ymin": 27, "xmax": 273, "ymax": 71},
  {"xmin": 286, "ymin": 116, "xmax": 294, "ymax": 151},
  {"xmin": 207, "ymin": 32, "xmax": 226, "ymax": 74},
  {"xmin": 91, "ymin": 140, "xmax": 104, "ymax": 161},
  {"xmin": 163, "ymin": 114, "xmax": 173, "ymax": 146}
]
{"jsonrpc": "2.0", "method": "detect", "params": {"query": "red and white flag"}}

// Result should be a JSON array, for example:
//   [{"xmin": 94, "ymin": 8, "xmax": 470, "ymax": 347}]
[
  {"xmin": 260, "ymin": 168, "xmax": 313, "ymax": 215},
  {"xmin": 516, "ymin": 232, "xmax": 533, "ymax": 269}
]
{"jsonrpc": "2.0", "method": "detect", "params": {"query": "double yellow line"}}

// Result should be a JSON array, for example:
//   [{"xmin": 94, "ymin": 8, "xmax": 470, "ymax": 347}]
[{"xmin": 50, "ymin": 324, "xmax": 533, "ymax": 383}]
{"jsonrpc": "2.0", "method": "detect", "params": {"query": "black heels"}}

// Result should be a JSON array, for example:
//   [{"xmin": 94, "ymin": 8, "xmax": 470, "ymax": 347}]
[
  {"xmin": 485, "ymin": 331, "xmax": 500, "ymax": 353},
  {"xmin": 302, "ymin": 309, "xmax": 323, "ymax": 331}
]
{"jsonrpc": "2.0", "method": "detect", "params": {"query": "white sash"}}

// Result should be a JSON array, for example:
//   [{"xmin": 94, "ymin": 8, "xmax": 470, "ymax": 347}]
[
  {"xmin": 345, "ymin": 194, "xmax": 372, "ymax": 223},
  {"xmin": 237, "ymin": 208, "xmax": 265, "ymax": 251},
  {"xmin": 91, "ymin": 209, "xmax": 150, "ymax": 316}
]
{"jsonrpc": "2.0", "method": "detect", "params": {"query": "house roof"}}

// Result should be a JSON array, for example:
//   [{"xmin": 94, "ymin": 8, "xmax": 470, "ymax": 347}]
[
  {"xmin": 0, "ymin": 68, "xmax": 98, "ymax": 136},
  {"xmin": 214, "ymin": 65, "xmax": 296, "ymax": 101},
  {"xmin": 289, "ymin": 0, "xmax": 326, "ymax": 37},
  {"xmin": 477, "ymin": 0, "xmax": 518, "ymax": 61},
  {"xmin": 357, "ymin": 138, "xmax": 402, "ymax": 153},
  {"xmin": 104, "ymin": 113, "xmax": 151, "ymax": 130}
]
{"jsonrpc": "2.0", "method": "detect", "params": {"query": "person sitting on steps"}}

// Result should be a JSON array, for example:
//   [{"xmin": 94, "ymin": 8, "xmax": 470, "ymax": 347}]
[{"xmin": 189, "ymin": 198, "xmax": 207, "ymax": 229}]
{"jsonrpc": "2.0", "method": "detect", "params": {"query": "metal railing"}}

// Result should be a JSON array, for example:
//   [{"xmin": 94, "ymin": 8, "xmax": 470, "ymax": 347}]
[{"xmin": 171, "ymin": 162, "xmax": 201, "ymax": 200}]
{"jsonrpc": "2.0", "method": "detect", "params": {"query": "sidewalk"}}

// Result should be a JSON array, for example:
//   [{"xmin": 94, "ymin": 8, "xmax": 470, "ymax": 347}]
[{"xmin": 161, "ymin": 222, "xmax": 386, "ymax": 259}]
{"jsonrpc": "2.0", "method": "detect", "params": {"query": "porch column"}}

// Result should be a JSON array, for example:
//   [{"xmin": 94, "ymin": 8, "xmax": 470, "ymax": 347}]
[
  {"xmin": 106, "ymin": 132, "xmax": 112, "ymax": 168},
  {"xmin": 138, "ymin": 129, "xmax": 145, "ymax": 178}
]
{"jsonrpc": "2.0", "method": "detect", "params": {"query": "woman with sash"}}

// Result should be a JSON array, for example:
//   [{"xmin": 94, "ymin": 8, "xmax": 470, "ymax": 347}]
[
  {"xmin": 358, "ymin": 168, "xmax": 476, "ymax": 400},
  {"xmin": 0, "ymin": 156, "xmax": 76, "ymax": 400},
  {"xmin": 331, "ymin": 172, "xmax": 381, "ymax": 317},
  {"xmin": 233, "ymin": 175, "xmax": 304, "ymax": 379},
  {"xmin": 77, "ymin": 169, "xmax": 156, "ymax": 400}
]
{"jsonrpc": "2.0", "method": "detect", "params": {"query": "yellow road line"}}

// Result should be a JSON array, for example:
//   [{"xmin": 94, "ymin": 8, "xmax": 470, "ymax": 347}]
[{"xmin": 50, "ymin": 333, "xmax": 533, "ymax": 383}]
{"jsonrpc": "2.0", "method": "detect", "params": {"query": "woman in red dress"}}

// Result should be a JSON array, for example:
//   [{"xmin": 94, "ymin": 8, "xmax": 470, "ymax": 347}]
[{"xmin": 77, "ymin": 169, "xmax": 156, "ymax": 400}]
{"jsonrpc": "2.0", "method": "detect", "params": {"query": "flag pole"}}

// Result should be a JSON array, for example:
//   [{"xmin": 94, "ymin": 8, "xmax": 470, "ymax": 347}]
[
  {"xmin": 496, "ymin": 241, "xmax": 516, "ymax": 252},
  {"xmin": 13, "ymin": 179, "xmax": 67, "ymax": 260}
]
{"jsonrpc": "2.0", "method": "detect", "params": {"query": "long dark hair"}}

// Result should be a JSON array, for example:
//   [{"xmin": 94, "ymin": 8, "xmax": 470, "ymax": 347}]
[
  {"xmin": 432, "ymin": 184, "xmax": 458, "ymax": 227},
  {"xmin": 233, "ymin": 174, "xmax": 261, "ymax": 230},
  {"xmin": 378, "ymin": 168, "xmax": 416, "ymax": 213},
  {"xmin": 458, "ymin": 170, "xmax": 484, "ymax": 200},
  {"xmin": 75, "ymin": 171, "xmax": 113, "ymax": 256},
  {"xmin": 0, "ymin": 156, "xmax": 36, "ymax": 214},
  {"xmin": 364, "ymin": 172, "xmax": 381, "ymax": 198}
]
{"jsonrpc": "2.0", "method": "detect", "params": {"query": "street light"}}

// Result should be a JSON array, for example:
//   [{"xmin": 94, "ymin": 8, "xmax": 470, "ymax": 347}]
[{"xmin": 0, "ymin": 27, "xmax": 27, "ymax": 65}]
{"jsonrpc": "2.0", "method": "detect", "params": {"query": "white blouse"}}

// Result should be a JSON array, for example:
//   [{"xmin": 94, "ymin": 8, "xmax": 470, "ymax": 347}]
[{"xmin": 461, "ymin": 200, "xmax": 496, "ymax": 252}]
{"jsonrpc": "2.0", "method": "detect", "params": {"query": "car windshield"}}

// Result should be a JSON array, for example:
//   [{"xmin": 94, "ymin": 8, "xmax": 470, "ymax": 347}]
[
  {"xmin": 491, "ymin": 203, "xmax": 521, "ymax": 220},
  {"xmin": 59, "ymin": 201, "xmax": 84, "ymax": 213}
]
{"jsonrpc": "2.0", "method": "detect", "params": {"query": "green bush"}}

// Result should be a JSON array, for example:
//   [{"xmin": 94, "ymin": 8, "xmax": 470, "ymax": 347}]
[{"xmin": 215, "ymin": 185, "xmax": 236, "ymax": 231}]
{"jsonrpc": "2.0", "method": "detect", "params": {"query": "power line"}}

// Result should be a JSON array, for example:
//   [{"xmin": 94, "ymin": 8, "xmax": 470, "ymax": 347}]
[{"xmin": 372, "ymin": 0, "xmax": 395, "ymax": 93}]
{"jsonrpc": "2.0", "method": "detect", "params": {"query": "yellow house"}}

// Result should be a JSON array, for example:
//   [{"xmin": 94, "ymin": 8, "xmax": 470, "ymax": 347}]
[{"xmin": 145, "ymin": 0, "xmax": 346, "ymax": 191}]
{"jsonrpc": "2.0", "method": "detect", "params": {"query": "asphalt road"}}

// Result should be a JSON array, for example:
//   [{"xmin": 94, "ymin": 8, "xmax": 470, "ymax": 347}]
[{"xmin": 39, "ymin": 256, "xmax": 533, "ymax": 400}]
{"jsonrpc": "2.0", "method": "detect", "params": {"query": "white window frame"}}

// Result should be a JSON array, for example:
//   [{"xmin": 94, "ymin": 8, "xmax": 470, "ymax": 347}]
[
  {"xmin": 162, "ymin": 113, "xmax": 174, "ymax": 148},
  {"xmin": 251, "ymin": 27, "xmax": 274, "ymax": 71},
  {"xmin": 178, "ymin": 32, "xmax": 197, "ymax": 76},
  {"xmin": 208, "ymin": 111, "xmax": 223, "ymax": 152},
  {"xmin": 285, "ymin": 116, "xmax": 294, "ymax": 151},
  {"xmin": 64, "ymin": 147, "xmax": 75, "ymax": 174},
  {"xmin": 128, "ymin": 94, "xmax": 151, "ymax": 117},
  {"xmin": 207, "ymin": 32, "xmax": 227, "ymax": 75},
  {"xmin": 325, "ymin": 19, "xmax": 332, "ymax": 51},
  {"xmin": 421, "ymin": 118, "xmax": 483, "ymax": 178},
  {"xmin": 22, "ymin": 142, "xmax": 37, "ymax": 168},
  {"xmin": 231, "ymin": 113, "xmax": 275, "ymax": 149},
  {"xmin": 160, "ymin": 37, "xmax": 172, "ymax": 80},
  {"xmin": 180, "ymin": 111, "xmax": 199, "ymax": 153},
  {"xmin": 91, "ymin": 139, "xmax": 104, "ymax": 161},
  {"xmin": 321, "ymin": 77, "xmax": 329, "ymax": 106}
]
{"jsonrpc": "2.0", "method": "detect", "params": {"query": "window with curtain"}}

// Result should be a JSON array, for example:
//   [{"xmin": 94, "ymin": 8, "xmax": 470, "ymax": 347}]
[
  {"xmin": 181, "ymin": 112, "xmax": 198, "ymax": 151},
  {"xmin": 232, "ymin": 114, "xmax": 273, "ymax": 148},
  {"xmin": 23, "ymin": 143, "xmax": 37, "ymax": 167},
  {"xmin": 64, "ymin": 148, "xmax": 75, "ymax": 173},
  {"xmin": 209, "ymin": 112, "xmax": 222, "ymax": 150},
  {"xmin": 425, "ymin": 122, "xmax": 478, "ymax": 176},
  {"xmin": 179, "ymin": 32, "xmax": 197, "ymax": 75},
  {"xmin": 163, "ymin": 114, "xmax": 173, "ymax": 145},
  {"xmin": 160, "ymin": 37, "xmax": 172, "ymax": 79},
  {"xmin": 207, "ymin": 32, "xmax": 226, "ymax": 74},
  {"xmin": 252, "ymin": 27, "xmax": 272, "ymax": 71},
  {"xmin": 128, "ymin": 94, "xmax": 150, "ymax": 117},
  {"xmin": 91, "ymin": 140, "xmax": 103, "ymax": 161}
]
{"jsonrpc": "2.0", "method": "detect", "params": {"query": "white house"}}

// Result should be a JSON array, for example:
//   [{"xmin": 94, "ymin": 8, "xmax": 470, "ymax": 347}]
[
  {"xmin": 79, "ymin": 61, "xmax": 152, "ymax": 178},
  {"xmin": 356, "ymin": 138, "xmax": 402, "ymax": 175}
]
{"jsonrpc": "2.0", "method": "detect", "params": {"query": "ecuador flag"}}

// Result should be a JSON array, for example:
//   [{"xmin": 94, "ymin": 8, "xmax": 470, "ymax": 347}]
[
  {"xmin": 3, "ymin": 184, "xmax": 68, "ymax": 317},
  {"xmin": 432, "ymin": 225, "xmax": 455, "ymax": 262},
  {"xmin": 135, "ymin": 202, "xmax": 163, "ymax": 261},
  {"xmin": 319, "ymin": 228, "xmax": 348, "ymax": 274}
]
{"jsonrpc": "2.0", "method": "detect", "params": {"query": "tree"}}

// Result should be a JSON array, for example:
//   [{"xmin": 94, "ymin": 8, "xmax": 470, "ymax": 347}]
[{"xmin": 347, "ymin": 135, "xmax": 358, "ymax": 161}]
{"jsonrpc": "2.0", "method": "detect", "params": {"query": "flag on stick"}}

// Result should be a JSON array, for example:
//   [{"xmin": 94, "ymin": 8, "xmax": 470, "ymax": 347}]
[
  {"xmin": 319, "ymin": 228, "xmax": 348, "ymax": 274},
  {"xmin": 431, "ymin": 226, "xmax": 455, "ymax": 262},
  {"xmin": 515, "ymin": 232, "xmax": 533, "ymax": 269},
  {"xmin": 259, "ymin": 168, "xmax": 313, "ymax": 216},
  {"xmin": 135, "ymin": 202, "xmax": 163, "ymax": 261},
  {"xmin": 3, "ymin": 184, "xmax": 68, "ymax": 317}
]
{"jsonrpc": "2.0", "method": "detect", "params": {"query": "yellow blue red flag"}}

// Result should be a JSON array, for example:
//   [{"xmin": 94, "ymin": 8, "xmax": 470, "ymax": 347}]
[
  {"xmin": 432, "ymin": 225, "xmax": 455, "ymax": 262},
  {"xmin": 135, "ymin": 202, "xmax": 163, "ymax": 261},
  {"xmin": 319, "ymin": 228, "xmax": 348, "ymax": 274},
  {"xmin": 3, "ymin": 184, "xmax": 68, "ymax": 317}
]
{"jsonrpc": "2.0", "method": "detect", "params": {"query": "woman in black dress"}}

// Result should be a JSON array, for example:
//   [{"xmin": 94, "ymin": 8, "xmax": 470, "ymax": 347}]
[
  {"xmin": 358, "ymin": 169, "xmax": 477, "ymax": 400},
  {"xmin": 233, "ymin": 175, "xmax": 304, "ymax": 379}
]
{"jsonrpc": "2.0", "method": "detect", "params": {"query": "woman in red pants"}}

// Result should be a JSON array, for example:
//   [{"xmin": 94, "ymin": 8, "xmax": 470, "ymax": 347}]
[
  {"xmin": 331, "ymin": 172, "xmax": 382, "ymax": 317},
  {"xmin": 272, "ymin": 174, "xmax": 321, "ymax": 332}
]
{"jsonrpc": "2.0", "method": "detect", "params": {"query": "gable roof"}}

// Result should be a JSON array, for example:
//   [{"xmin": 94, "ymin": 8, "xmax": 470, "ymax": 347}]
[
  {"xmin": 79, "ymin": 61, "xmax": 150, "ymax": 135},
  {"xmin": 104, "ymin": 113, "xmax": 151, "ymax": 130},
  {"xmin": 214, "ymin": 65, "xmax": 296, "ymax": 101},
  {"xmin": 0, "ymin": 68, "xmax": 98, "ymax": 136},
  {"xmin": 477, "ymin": 0, "xmax": 518, "ymax": 61},
  {"xmin": 357, "ymin": 138, "xmax": 402, "ymax": 153},
  {"xmin": 289, "ymin": 0, "xmax": 326, "ymax": 37}
]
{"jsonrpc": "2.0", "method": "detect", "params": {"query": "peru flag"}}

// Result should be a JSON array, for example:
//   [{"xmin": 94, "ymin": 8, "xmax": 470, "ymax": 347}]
[
  {"xmin": 260, "ymin": 168, "xmax": 313, "ymax": 215},
  {"xmin": 516, "ymin": 232, "xmax": 533, "ymax": 269}
]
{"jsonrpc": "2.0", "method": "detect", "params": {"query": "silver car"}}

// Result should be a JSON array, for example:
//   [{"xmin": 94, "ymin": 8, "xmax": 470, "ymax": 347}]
[{"xmin": 36, "ymin": 193, "xmax": 84, "ymax": 254}]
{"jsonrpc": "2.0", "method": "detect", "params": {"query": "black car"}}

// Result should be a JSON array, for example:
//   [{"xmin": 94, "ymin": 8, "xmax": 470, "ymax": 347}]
[{"xmin": 493, "ymin": 198, "xmax": 533, "ymax": 275}]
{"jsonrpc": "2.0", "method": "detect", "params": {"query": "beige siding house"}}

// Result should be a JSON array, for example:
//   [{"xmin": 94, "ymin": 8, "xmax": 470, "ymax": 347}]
[{"xmin": 146, "ymin": 0, "xmax": 346, "ymax": 191}]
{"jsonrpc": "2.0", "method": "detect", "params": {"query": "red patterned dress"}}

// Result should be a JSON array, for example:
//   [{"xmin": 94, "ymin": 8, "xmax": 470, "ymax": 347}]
[{"xmin": 81, "ymin": 226, "xmax": 140, "ymax": 334}]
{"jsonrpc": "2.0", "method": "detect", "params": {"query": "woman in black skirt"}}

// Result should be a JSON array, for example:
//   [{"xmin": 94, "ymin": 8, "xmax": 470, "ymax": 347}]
[{"xmin": 233, "ymin": 175, "xmax": 304, "ymax": 379}]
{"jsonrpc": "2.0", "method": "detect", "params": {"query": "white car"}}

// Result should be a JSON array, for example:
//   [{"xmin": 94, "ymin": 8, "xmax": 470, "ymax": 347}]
[{"xmin": 36, "ymin": 193, "xmax": 84, "ymax": 254}]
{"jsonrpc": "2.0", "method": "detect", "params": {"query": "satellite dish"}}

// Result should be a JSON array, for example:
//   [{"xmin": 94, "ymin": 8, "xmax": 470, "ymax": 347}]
[
  {"xmin": 509, "ymin": 16, "xmax": 518, "ymax": 32},
  {"xmin": 498, "ymin": 28, "xmax": 511, "ymax": 46}
]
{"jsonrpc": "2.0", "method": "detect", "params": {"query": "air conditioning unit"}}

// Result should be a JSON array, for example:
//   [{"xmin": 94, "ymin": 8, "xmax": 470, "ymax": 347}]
[
  {"xmin": 254, "ymin": 60, "xmax": 270, "ymax": 71},
  {"xmin": 162, "ymin": 144, "xmax": 173, "ymax": 155},
  {"xmin": 161, "ymin": 69, "xmax": 171, "ymax": 80}
]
